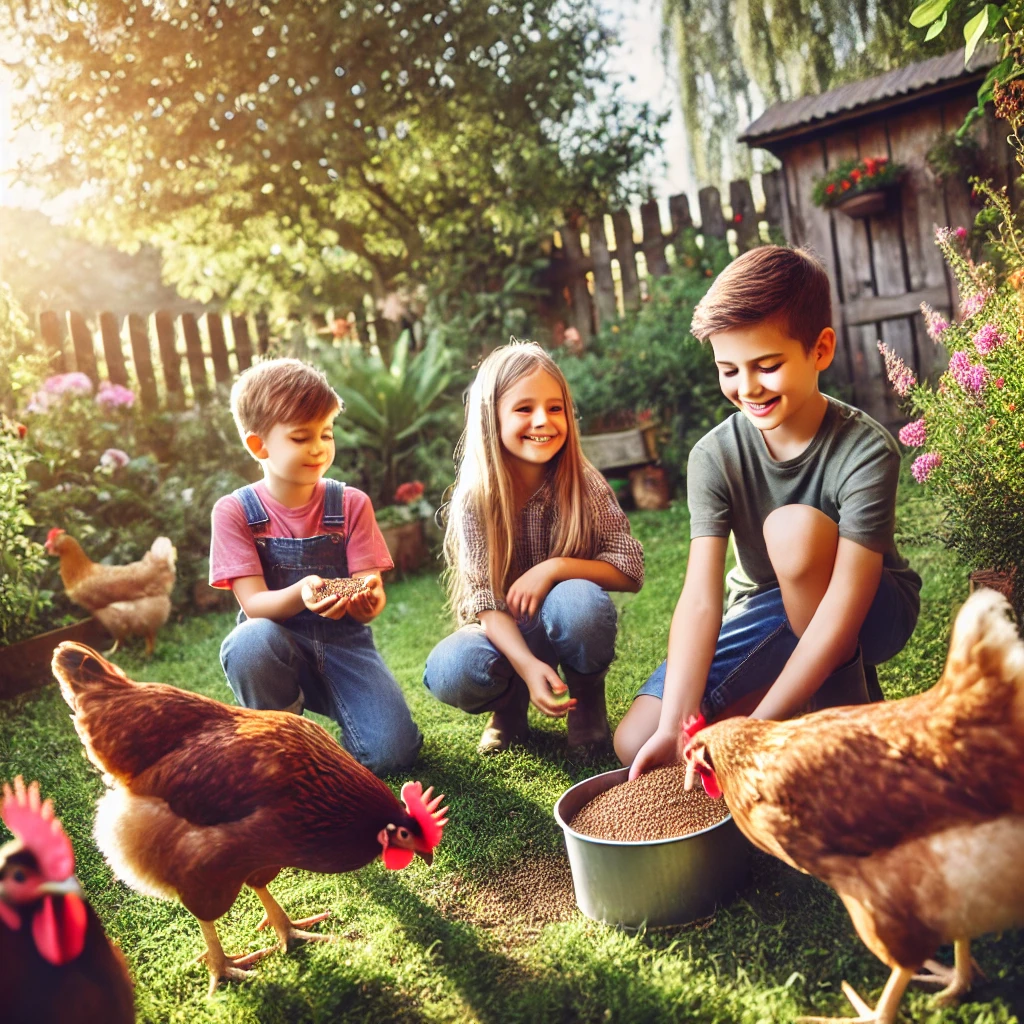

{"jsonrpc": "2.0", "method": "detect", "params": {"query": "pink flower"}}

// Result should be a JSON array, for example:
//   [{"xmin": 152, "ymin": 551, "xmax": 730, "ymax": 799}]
[
  {"xmin": 971, "ymin": 323, "xmax": 1007, "ymax": 356},
  {"xmin": 898, "ymin": 419, "xmax": 926, "ymax": 447},
  {"xmin": 99, "ymin": 448, "xmax": 131, "ymax": 469},
  {"xmin": 948, "ymin": 350, "xmax": 989, "ymax": 393},
  {"xmin": 26, "ymin": 372, "xmax": 94, "ymax": 413},
  {"xmin": 995, "ymin": 377, "xmax": 1005, "ymax": 389},
  {"xmin": 920, "ymin": 303, "xmax": 949, "ymax": 341},
  {"xmin": 96, "ymin": 382, "xmax": 136, "ymax": 409},
  {"xmin": 955, "ymin": 226, "xmax": 968, "ymax": 240},
  {"xmin": 911, "ymin": 452, "xmax": 942, "ymax": 484},
  {"xmin": 959, "ymin": 289, "xmax": 993, "ymax": 320},
  {"xmin": 877, "ymin": 342, "xmax": 916, "ymax": 396}
]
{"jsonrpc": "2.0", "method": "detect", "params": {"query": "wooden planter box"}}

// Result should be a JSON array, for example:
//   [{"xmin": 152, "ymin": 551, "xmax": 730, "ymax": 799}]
[
  {"xmin": 1, "ymin": 618, "xmax": 112, "ymax": 700},
  {"xmin": 580, "ymin": 424, "xmax": 658, "ymax": 472},
  {"xmin": 833, "ymin": 188, "xmax": 890, "ymax": 219},
  {"xmin": 380, "ymin": 519, "xmax": 428, "ymax": 576}
]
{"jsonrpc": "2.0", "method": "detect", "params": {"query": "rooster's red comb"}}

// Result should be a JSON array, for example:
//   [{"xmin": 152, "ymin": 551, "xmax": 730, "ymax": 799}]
[
  {"xmin": 682, "ymin": 713, "xmax": 707, "ymax": 739},
  {"xmin": 400, "ymin": 781, "xmax": 448, "ymax": 851},
  {"xmin": 1, "ymin": 777, "xmax": 75, "ymax": 881}
]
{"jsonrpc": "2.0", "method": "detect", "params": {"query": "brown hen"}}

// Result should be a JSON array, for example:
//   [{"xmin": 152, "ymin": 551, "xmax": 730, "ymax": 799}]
[
  {"xmin": 46, "ymin": 529, "xmax": 176, "ymax": 656},
  {"xmin": 683, "ymin": 589, "xmax": 1024, "ymax": 1023},
  {"xmin": 51, "ymin": 642, "xmax": 448, "ymax": 995}
]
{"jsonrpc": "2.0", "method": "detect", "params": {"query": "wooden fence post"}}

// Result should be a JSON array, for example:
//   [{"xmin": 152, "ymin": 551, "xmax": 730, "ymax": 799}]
[
  {"xmin": 153, "ymin": 310, "xmax": 185, "ymax": 411},
  {"xmin": 610, "ymin": 210, "xmax": 641, "ymax": 311},
  {"xmin": 729, "ymin": 179, "xmax": 761, "ymax": 252},
  {"xmin": 68, "ymin": 312, "xmax": 99, "ymax": 384},
  {"xmin": 232, "ymin": 314, "xmax": 254, "ymax": 370},
  {"xmin": 587, "ymin": 214, "xmax": 619, "ymax": 328},
  {"xmin": 761, "ymin": 168, "xmax": 788, "ymax": 238},
  {"xmin": 698, "ymin": 187, "xmax": 727, "ymax": 239},
  {"xmin": 559, "ymin": 218, "xmax": 593, "ymax": 346},
  {"xmin": 180, "ymin": 313, "xmax": 210, "ymax": 401},
  {"xmin": 127, "ymin": 313, "xmax": 159, "ymax": 411},
  {"xmin": 207, "ymin": 313, "xmax": 232, "ymax": 385},
  {"xmin": 255, "ymin": 312, "xmax": 271, "ymax": 356},
  {"xmin": 98, "ymin": 312, "xmax": 129, "ymax": 388},
  {"xmin": 640, "ymin": 200, "xmax": 670, "ymax": 277},
  {"xmin": 668, "ymin": 193, "xmax": 693, "ymax": 236},
  {"xmin": 38, "ymin": 311, "xmax": 67, "ymax": 374}
]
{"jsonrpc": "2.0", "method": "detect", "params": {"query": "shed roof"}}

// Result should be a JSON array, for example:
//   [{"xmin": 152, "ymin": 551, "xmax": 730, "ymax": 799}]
[{"xmin": 739, "ymin": 44, "xmax": 999, "ymax": 148}]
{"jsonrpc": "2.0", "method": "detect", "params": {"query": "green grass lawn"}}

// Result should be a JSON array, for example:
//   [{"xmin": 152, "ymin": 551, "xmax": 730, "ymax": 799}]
[{"xmin": 2, "ymin": 491, "xmax": 1022, "ymax": 1023}]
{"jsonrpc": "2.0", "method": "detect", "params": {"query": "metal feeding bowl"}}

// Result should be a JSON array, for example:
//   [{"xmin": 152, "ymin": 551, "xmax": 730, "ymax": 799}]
[{"xmin": 553, "ymin": 766, "xmax": 749, "ymax": 930}]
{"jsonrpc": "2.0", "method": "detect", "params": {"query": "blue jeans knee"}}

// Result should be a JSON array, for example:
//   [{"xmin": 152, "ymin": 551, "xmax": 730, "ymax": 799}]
[
  {"xmin": 423, "ymin": 625, "xmax": 513, "ymax": 713},
  {"xmin": 539, "ymin": 579, "xmax": 618, "ymax": 674},
  {"xmin": 220, "ymin": 616, "xmax": 306, "ymax": 711}
]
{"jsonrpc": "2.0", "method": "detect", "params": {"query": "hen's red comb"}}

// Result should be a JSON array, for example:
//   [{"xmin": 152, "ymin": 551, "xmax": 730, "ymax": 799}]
[
  {"xmin": 1, "ymin": 777, "xmax": 75, "ymax": 881},
  {"xmin": 45, "ymin": 527, "xmax": 64, "ymax": 546},
  {"xmin": 400, "ymin": 781, "xmax": 448, "ymax": 850},
  {"xmin": 682, "ymin": 713, "xmax": 707, "ymax": 739}
]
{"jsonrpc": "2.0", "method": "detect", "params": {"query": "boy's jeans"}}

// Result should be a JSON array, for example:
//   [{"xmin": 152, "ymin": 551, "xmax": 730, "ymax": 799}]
[
  {"xmin": 423, "ymin": 579, "xmax": 618, "ymax": 713},
  {"xmin": 220, "ymin": 616, "xmax": 422, "ymax": 776}
]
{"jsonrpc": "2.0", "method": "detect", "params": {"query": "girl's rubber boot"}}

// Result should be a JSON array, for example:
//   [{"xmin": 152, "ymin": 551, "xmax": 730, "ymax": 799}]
[
  {"xmin": 477, "ymin": 678, "xmax": 530, "ymax": 754},
  {"xmin": 564, "ymin": 666, "xmax": 612, "ymax": 750}
]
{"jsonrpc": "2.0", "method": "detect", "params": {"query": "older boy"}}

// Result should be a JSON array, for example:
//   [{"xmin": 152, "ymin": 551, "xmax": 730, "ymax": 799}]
[
  {"xmin": 616, "ymin": 246, "xmax": 921, "ymax": 775},
  {"xmin": 209, "ymin": 357, "xmax": 422, "ymax": 775}
]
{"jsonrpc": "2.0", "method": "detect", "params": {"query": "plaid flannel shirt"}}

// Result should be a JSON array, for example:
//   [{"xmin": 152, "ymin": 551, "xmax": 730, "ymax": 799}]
[{"xmin": 458, "ymin": 466, "xmax": 645, "ymax": 622}]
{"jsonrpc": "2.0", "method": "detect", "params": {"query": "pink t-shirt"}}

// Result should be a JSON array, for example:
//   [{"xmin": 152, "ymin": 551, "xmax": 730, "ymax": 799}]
[{"xmin": 209, "ymin": 480, "xmax": 394, "ymax": 589}]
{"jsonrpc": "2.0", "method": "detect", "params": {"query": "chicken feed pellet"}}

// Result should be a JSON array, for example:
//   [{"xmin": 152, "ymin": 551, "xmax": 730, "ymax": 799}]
[
  {"xmin": 569, "ymin": 764, "xmax": 729, "ymax": 842},
  {"xmin": 309, "ymin": 577, "xmax": 369, "ymax": 601}
]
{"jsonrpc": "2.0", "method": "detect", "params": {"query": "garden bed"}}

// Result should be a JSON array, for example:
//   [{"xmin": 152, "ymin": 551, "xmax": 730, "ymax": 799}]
[{"xmin": 0, "ymin": 617, "xmax": 111, "ymax": 699}]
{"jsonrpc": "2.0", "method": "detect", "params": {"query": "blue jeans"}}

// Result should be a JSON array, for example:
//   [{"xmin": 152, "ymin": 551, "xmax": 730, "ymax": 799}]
[
  {"xmin": 220, "ymin": 616, "xmax": 422, "ymax": 776},
  {"xmin": 423, "ymin": 579, "xmax": 618, "ymax": 713},
  {"xmin": 637, "ymin": 569, "xmax": 916, "ymax": 717}
]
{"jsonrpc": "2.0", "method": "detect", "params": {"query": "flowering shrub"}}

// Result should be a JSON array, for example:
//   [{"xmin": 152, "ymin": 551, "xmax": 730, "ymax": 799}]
[
  {"xmin": 882, "ymin": 222, "xmax": 1024, "ymax": 613},
  {"xmin": 811, "ymin": 156, "xmax": 903, "ymax": 209},
  {"xmin": 394, "ymin": 480, "xmax": 425, "ymax": 504},
  {"xmin": 376, "ymin": 481, "xmax": 434, "ymax": 528}
]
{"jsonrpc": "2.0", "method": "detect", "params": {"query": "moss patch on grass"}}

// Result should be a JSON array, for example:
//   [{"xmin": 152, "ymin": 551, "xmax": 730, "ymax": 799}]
[{"xmin": 1, "ymin": 490, "xmax": 1022, "ymax": 1023}]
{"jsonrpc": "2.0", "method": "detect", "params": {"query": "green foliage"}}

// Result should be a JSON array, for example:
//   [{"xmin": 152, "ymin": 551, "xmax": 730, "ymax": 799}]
[
  {"xmin": 318, "ymin": 330, "xmax": 463, "ymax": 509},
  {"xmin": 556, "ymin": 235, "xmax": 733, "ymax": 485},
  {"xmin": 1, "ymin": 0, "xmax": 662, "ymax": 317},
  {"xmin": 811, "ymin": 155, "xmax": 903, "ymax": 209},
  {"xmin": 926, "ymin": 128, "xmax": 982, "ymax": 182},
  {"xmin": 887, "ymin": 216, "xmax": 1024, "ymax": 613}
]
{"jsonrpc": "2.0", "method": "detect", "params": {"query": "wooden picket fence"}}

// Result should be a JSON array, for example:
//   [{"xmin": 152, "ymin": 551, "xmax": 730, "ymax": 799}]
[
  {"xmin": 551, "ymin": 170, "xmax": 787, "ymax": 345},
  {"xmin": 38, "ymin": 309, "xmax": 272, "ymax": 412}
]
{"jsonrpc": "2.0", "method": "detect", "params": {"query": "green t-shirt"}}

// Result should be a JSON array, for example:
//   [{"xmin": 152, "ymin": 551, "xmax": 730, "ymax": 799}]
[{"xmin": 687, "ymin": 396, "xmax": 922, "ymax": 616}]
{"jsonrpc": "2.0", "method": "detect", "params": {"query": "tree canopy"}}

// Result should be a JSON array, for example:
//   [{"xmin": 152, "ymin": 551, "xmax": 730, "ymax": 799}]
[
  {"xmin": 1, "ymin": 0, "xmax": 661, "ymax": 315},
  {"xmin": 663, "ymin": 0, "xmax": 976, "ymax": 187}
]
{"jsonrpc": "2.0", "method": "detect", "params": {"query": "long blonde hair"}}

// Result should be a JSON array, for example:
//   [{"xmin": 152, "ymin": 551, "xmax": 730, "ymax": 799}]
[{"xmin": 444, "ymin": 341, "xmax": 599, "ymax": 624}]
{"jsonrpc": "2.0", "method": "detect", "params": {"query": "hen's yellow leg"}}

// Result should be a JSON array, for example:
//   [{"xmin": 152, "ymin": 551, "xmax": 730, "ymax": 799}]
[
  {"xmin": 195, "ymin": 919, "xmax": 277, "ymax": 996},
  {"xmin": 251, "ymin": 884, "xmax": 333, "ymax": 951},
  {"xmin": 913, "ymin": 938, "xmax": 982, "ymax": 1005},
  {"xmin": 796, "ymin": 966, "xmax": 914, "ymax": 1024}
]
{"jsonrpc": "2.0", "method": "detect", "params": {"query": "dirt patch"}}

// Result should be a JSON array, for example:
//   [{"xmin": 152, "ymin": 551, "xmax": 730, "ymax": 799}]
[{"xmin": 435, "ymin": 856, "xmax": 578, "ymax": 940}]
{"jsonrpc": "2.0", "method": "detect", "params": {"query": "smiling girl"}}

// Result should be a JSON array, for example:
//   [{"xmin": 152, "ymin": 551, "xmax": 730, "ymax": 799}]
[{"xmin": 424, "ymin": 342, "xmax": 645, "ymax": 754}]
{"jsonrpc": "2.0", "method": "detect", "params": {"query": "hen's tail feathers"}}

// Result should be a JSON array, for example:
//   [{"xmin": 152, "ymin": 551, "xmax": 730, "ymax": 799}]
[
  {"xmin": 944, "ymin": 589, "xmax": 1024, "ymax": 693},
  {"xmin": 52, "ymin": 642, "xmax": 133, "ymax": 713},
  {"xmin": 148, "ymin": 536, "xmax": 177, "ymax": 569}
]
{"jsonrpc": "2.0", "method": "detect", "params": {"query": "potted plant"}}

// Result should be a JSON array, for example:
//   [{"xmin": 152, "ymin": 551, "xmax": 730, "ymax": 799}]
[
  {"xmin": 880, "ymin": 207, "xmax": 1023, "ymax": 616},
  {"xmin": 811, "ymin": 155, "xmax": 904, "ymax": 219},
  {"xmin": 376, "ymin": 481, "xmax": 434, "ymax": 575}
]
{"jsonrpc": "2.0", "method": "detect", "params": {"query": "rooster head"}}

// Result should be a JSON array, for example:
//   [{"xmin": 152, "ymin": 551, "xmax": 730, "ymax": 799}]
[
  {"xmin": 377, "ymin": 781, "xmax": 449, "ymax": 870},
  {"xmin": 0, "ymin": 777, "xmax": 88, "ymax": 965},
  {"xmin": 44, "ymin": 528, "xmax": 66, "ymax": 555},
  {"xmin": 679, "ymin": 714, "xmax": 723, "ymax": 800}
]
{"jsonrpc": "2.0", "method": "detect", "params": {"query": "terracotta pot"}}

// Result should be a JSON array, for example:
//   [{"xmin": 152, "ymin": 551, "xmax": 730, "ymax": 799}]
[
  {"xmin": 833, "ymin": 188, "xmax": 890, "ymax": 219},
  {"xmin": 381, "ymin": 519, "xmax": 428, "ymax": 576}
]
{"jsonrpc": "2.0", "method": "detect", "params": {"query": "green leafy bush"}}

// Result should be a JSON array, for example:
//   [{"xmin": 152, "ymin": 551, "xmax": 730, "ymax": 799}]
[{"xmin": 556, "ymin": 233, "xmax": 733, "ymax": 484}]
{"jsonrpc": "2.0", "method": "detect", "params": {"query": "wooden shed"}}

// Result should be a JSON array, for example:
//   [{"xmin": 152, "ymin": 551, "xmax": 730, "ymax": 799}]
[{"xmin": 739, "ymin": 45, "xmax": 1012, "ymax": 424}]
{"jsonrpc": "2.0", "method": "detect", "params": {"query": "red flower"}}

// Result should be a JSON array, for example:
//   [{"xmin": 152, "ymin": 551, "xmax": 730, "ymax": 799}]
[
  {"xmin": 840, "ymin": 180, "xmax": 851, "ymax": 191},
  {"xmin": 733, "ymin": 213, "xmax": 743, "ymax": 223},
  {"xmin": 16, "ymin": 422, "xmax": 27, "ymax": 439},
  {"xmin": 850, "ymin": 169, "xmax": 861, "ymax": 182},
  {"xmin": 395, "ymin": 480, "xmax": 425, "ymax": 504},
  {"xmin": 995, "ymin": 377, "xmax": 1006, "ymax": 389},
  {"xmin": 825, "ymin": 183, "xmax": 836, "ymax": 195}
]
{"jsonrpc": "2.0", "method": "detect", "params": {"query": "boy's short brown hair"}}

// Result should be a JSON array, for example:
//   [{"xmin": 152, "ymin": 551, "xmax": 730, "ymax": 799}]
[
  {"xmin": 691, "ymin": 245, "xmax": 832, "ymax": 351},
  {"xmin": 230, "ymin": 357, "xmax": 342, "ymax": 443}
]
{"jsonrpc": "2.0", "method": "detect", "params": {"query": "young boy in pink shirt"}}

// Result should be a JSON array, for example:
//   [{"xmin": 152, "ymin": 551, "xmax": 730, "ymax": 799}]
[{"xmin": 209, "ymin": 357, "xmax": 422, "ymax": 774}]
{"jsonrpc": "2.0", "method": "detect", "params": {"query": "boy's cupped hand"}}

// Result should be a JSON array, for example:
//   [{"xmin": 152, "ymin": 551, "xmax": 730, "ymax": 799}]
[{"xmin": 301, "ymin": 574, "xmax": 383, "ymax": 621}]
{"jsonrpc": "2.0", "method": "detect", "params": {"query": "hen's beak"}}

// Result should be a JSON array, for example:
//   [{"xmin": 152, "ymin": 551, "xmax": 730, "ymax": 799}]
[
  {"xmin": 416, "ymin": 848, "xmax": 433, "ymax": 866},
  {"xmin": 36, "ymin": 876, "xmax": 84, "ymax": 898}
]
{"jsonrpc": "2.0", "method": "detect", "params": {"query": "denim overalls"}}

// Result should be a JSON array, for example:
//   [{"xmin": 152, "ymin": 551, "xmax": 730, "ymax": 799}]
[{"xmin": 219, "ymin": 479, "xmax": 422, "ymax": 775}]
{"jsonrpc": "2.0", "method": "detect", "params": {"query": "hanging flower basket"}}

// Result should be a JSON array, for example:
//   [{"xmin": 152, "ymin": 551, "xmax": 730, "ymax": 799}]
[{"xmin": 812, "ymin": 155, "xmax": 903, "ymax": 217}]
